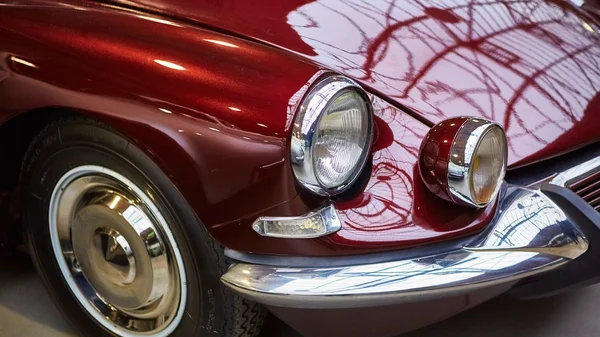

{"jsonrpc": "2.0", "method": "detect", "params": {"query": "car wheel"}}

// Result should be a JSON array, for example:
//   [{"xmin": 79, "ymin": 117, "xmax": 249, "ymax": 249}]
[{"xmin": 21, "ymin": 117, "xmax": 265, "ymax": 337}]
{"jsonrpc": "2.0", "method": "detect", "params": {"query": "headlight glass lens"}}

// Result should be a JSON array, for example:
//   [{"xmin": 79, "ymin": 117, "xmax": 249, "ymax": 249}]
[
  {"xmin": 312, "ymin": 90, "xmax": 370, "ymax": 189},
  {"xmin": 470, "ymin": 126, "xmax": 506, "ymax": 204}
]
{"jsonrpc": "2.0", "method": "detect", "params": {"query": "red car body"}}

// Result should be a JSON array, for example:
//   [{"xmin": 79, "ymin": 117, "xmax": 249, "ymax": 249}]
[{"xmin": 1, "ymin": 0, "xmax": 599, "ymax": 336}]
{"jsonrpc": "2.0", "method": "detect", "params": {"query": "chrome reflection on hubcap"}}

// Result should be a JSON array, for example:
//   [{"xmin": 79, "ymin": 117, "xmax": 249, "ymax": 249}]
[{"xmin": 49, "ymin": 166, "xmax": 187, "ymax": 337}]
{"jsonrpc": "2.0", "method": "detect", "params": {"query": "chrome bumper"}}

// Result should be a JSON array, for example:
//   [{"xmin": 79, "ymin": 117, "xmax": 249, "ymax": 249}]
[{"xmin": 221, "ymin": 186, "xmax": 588, "ymax": 309}]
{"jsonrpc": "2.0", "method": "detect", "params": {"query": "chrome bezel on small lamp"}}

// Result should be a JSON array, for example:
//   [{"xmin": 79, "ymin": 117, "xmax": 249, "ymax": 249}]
[
  {"xmin": 290, "ymin": 75, "xmax": 373, "ymax": 196},
  {"xmin": 447, "ymin": 118, "xmax": 508, "ymax": 208}
]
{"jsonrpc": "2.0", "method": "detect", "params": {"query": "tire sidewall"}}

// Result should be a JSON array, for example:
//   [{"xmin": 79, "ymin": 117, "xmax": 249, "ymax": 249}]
[{"xmin": 22, "ymin": 120, "xmax": 228, "ymax": 337}]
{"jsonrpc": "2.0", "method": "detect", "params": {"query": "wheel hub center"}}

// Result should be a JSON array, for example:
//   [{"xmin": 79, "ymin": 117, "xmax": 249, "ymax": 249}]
[
  {"xmin": 49, "ymin": 167, "xmax": 185, "ymax": 335},
  {"xmin": 70, "ymin": 191, "xmax": 170, "ymax": 311},
  {"xmin": 92, "ymin": 228, "xmax": 136, "ymax": 286}
]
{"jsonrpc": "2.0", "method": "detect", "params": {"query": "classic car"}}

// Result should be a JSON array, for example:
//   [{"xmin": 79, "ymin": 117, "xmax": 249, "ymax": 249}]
[{"xmin": 0, "ymin": 0, "xmax": 599, "ymax": 336}]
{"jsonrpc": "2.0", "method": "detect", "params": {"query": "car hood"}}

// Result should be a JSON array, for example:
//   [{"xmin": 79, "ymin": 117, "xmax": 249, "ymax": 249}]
[{"xmin": 119, "ymin": 0, "xmax": 600, "ymax": 167}]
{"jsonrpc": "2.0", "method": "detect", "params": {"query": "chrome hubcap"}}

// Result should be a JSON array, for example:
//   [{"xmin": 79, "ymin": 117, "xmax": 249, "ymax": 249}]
[{"xmin": 49, "ymin": 166, "xmax": 187, "ymax": 337}]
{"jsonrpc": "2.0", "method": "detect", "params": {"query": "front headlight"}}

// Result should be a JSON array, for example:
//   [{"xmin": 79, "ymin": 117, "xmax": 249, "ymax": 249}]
[
  {"xmin": 291, "ymin": 75, "xmax": 373, "ymax": 196},
  {"xmin": 468, "ymin": 126, "xmax": 506, "ymax": 205},
  {"xmin": 419, "ymin": 117, "xmax": 507, "ymax": 208},
  {"xmin": 448, "ymin": 118, "xmax": 507, "ymax": 207}
]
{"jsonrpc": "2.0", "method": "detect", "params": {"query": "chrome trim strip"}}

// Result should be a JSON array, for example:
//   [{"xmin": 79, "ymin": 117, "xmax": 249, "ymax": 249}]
[
  {"xmin": 222, "ymin": 186, "xmax": 587, "ymax": 308},
  {"xmin": 550, "ymin": 156, "xmax": 600, "ymax": 187},
  {"xmin": 252, "ymin": 204, "xmax": 341, "ymax": 239}
]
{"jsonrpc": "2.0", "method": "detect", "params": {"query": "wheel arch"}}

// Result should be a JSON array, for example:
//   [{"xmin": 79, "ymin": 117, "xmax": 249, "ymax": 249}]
[
  {"xmin": 0, "ymin": 0, "xmax": 320, "ymax": 251},
  {"xmin": 0, "ymin": 94, "xmax": 291, "ymax": 234}
]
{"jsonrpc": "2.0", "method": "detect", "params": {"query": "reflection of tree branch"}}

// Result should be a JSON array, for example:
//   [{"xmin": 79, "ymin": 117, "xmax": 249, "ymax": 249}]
[
  {"xmin": 538, "ymin": 26, "xmax": 598, "ymax": 89},
  {"xmin": 339, "ymin": 98, "xmax": 423, "ymax": 232},
  {"xmin": 291, "ymin": 0, "xmax": 600, "ymax": 234},
  {"xmin": 503, "ymin": 44, "xmax": 593, "ymax": 129},
  {"xmin": 318, "ymin": 2, "xmax": 371, "ymax": 42},
  {"xmin": 345, "ymin": 0, "xmax": 387, "ymax": 29},
  {"xmin": 401, "ymin": 21, "xmax": 555, "ymax": 99},
  {"xmin": 361, "ymin": 15, "xmax": 428, "ymax": 80}
]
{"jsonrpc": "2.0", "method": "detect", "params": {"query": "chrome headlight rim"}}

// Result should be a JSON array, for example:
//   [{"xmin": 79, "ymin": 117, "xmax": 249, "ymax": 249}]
[
  {"xmin": 447, "ymin": 118, "xmax": 508, "ymax": 208},
  {"xmin": 290, "ymin": 75, "xmax": 373, "ymax": 196}
]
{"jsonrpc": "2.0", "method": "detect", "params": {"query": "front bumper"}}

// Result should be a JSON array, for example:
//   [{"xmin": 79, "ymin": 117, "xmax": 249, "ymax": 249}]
[{"xmin": 221, "ymin": 186, "xmax": 588, "ymax": 309}]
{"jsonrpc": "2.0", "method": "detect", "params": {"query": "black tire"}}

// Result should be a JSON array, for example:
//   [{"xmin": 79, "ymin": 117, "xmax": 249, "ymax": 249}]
[{"xmin": 21, "ymin": 116, "xmax": 265, "ymax": 337}]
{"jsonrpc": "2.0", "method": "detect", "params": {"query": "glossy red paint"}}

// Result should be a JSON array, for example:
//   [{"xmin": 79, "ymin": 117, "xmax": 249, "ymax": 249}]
[
  {"xmin": 328, "ymin": 99, "xmax": 493, "ymax": 251},
  {"xmin": 212, "ymin": 98, "xmax": 494, "ymax": 255},
  {"xmin": 0, "ymin": 0, "xmax": 318, "ymax": 236},
  {"xmin": 121, "ymin": 0, "xmax": 600, "ymax": 167},
  {"xmin": 0, "ymin": 0, "xmax": 562, "ymax": 257},
  {"xmin": 418, "ymin": 117, "xmax": 469, "ymax": 203}
]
